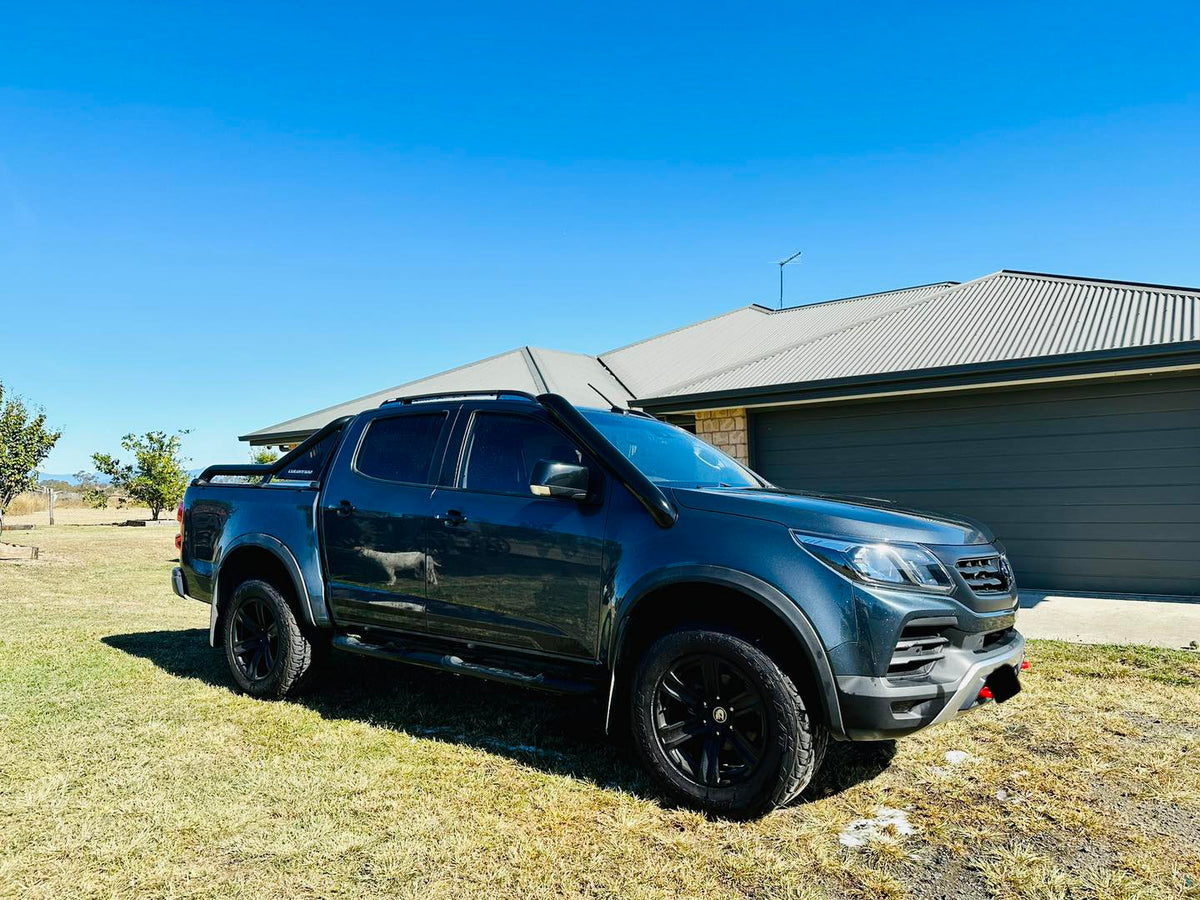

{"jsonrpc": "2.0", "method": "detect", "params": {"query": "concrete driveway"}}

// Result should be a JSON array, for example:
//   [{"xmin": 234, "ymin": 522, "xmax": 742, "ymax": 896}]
[{"xmin": 1018, "ymin": 591, "xmax": 1200, "ymax": 650}]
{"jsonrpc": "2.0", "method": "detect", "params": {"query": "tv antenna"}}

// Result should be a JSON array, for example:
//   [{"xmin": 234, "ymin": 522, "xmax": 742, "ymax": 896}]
[{"xmin": 777, "ymin": 249, "xmax": 802, "ymax": 309}]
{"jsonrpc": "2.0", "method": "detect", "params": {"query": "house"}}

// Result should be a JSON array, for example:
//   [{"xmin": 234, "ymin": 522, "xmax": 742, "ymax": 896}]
[{"xmin": 243, "ymin": 270, "xmax": 1200, "ymax": 598}]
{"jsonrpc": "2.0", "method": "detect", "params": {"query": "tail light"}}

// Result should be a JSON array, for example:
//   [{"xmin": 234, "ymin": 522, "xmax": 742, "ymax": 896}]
[{"xmin": 175, "ymin": 501, "xmax": 184, "ymax": 552}]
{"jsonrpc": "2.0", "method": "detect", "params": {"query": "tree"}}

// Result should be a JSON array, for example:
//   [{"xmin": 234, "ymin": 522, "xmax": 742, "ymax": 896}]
[
  {"xmin": 250, "ymin": 447, "xmax": 280, "ymax": 465},
  {"xmin": 74, "ymin": 470, "xmax": 110, "ymax": 509},
  {"xmin": 0, "ymin": 383, "xmax": 62, "ymax": 533},
  {"xmin": 92, "ymin": 430, "xmax": 190, "ymax": 520}
]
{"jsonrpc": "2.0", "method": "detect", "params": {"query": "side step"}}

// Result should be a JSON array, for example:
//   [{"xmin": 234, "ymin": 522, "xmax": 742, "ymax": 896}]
[{"xmin": 332, "ymin": 633, "xmax": 602, "ymax": 695}]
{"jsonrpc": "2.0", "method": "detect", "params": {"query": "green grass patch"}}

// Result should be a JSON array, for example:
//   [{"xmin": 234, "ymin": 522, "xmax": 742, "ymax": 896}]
[{"xmin": 2, "ymin": 515, "xmax": 1198, "ymax": 897}]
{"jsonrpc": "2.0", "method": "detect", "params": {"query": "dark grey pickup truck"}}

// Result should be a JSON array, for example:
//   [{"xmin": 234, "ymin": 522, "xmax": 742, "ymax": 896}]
[{"xmin": 174, "ymin": 390, "xmax": 1024, "ymax": 818}]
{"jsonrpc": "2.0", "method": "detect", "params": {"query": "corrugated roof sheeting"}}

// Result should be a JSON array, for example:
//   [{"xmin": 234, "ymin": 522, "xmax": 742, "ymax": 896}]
[
  {"xmin": 603, "ymin": 283, "xmax": 956, "ymax": 395},
  {"xmin": 241, "ymin": 347, "xmax": 626, "ymax": 441},
  {"xmin": 601, "ymin": 306, "xmax": 771, "ymax": 396},
  {"xmin": 665, "ymin": 272, "xmax": 1200, "ymax": 397},
  {"xmin": 527, "ymin": 347, "xmax": 635, "ymax": 408},
  {"xmin": 241, "ymin": 349, "xmax": 539, "ymax": 440},
  {"xmin": 242, "ymin": 269, "xmax": 1200, "ymax": 441}
]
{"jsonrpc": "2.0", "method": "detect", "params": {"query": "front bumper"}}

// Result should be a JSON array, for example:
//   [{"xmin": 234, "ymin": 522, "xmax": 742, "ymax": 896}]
[{"xmin": 836, "ymin": 629, "xmax": 1025, "ymax": 740}]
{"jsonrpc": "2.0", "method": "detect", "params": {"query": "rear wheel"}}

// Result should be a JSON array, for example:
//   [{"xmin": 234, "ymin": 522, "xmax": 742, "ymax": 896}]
[
  {"xmin": 630, "ymin": 629, "xmax": 824, "ymax": 818},
  {"xmin": 223, "ymin": 579, "xmax": 316, "ymax": 699}
]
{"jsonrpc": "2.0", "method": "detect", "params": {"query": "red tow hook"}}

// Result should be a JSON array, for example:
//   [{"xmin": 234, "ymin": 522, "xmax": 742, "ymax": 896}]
[{"xmin": 979, "ymin": 659, "xmax": 1030, "ymax": 701}]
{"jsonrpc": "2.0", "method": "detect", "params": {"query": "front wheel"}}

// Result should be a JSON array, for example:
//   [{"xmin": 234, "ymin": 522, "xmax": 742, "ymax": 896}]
[
  {"xmin": 222, "ymin": 579, "xmax": 317, "ymax": 699},
  {"xmin": 630, "ymin": 629, "xmax": 825, "ymax": 819}
]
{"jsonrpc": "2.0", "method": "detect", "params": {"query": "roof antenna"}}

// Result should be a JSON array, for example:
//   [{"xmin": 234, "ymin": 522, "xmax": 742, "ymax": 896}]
[
  {"xmin": 587, "ymin": 382, "xmax": 622, "ymax": 412},
  {"xmin": 777, "ymin": 249, "xmax": 802, "ymax": 309}
]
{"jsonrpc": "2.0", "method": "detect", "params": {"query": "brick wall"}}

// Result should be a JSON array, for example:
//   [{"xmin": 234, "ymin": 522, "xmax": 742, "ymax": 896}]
[{"xmin": 694, "ymin": 407, "xmax": 749, "ymax": 465}]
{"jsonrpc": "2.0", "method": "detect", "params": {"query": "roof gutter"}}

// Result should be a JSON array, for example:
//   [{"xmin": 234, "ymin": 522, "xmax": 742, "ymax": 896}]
[
  {"xmin": 634, "ymin": 341, "xmax": 1200, "ymax": 413},
  {"xmin": 239, "ymin": 429, "xmax": 320, "ymax": 446}
]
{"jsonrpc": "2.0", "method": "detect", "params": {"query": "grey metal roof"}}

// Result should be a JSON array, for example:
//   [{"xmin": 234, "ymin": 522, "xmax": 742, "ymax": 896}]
[
  {"xmin": 240, "ymin": 347, "xmax": 632, "ymax": 443},
  {"xmin": 647, "ymin": 270, "xmax": 1200, "ymax": 403},
  {"xmin": 242, "ymin": 269, "xmax": 1200, "ymax": 443},
  {"xmin": 603, "ymin": 282, "xmax": 957, "ymax": 396}
]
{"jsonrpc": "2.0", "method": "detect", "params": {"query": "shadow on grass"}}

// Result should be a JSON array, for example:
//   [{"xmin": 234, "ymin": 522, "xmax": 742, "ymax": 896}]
[{"xmin": 103, "ymin": 628, "xmax": 894, "ymax": 810}]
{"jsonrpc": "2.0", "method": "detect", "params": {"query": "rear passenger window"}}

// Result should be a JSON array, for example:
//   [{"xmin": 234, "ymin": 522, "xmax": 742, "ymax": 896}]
[{"xmin": 355, "ymin": 413, "xmax": 446, "ymax": 484}]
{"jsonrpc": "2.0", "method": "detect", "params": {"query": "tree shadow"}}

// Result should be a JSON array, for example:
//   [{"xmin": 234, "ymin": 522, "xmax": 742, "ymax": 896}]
[{"xmin": 102, "ymin": 627, "xmax": 895, "ymax": 812}]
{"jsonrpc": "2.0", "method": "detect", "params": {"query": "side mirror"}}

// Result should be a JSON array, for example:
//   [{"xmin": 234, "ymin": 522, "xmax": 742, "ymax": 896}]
[{"xmin": 530, "ymin": 459, "xmax": 590, "ymax": 500}]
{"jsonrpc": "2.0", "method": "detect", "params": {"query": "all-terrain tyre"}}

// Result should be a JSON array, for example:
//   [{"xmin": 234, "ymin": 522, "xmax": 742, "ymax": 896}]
[
  {"xmin": 222, "ymin": 579, "xmax": 317, "ymax": 699},
  {"xmin": 630, "ymin": 628, "xmax": 825, "ymax": 819}
]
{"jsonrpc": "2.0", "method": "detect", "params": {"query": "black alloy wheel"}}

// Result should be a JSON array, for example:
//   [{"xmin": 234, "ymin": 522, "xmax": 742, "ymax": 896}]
[
  {"xmin": 221, "ymin": 579, "xmax": 323, "ymax": 700},
  {"xmin": 653, "ymin": 654, "xmax": 768, "ymax": 788},
  {"xmin": 631, "ymin": 628, "xmax": 825, "ymax": 818},
  {"xmin": 231, "ymin": 594, "xmax": 280, "ymax": 682}
]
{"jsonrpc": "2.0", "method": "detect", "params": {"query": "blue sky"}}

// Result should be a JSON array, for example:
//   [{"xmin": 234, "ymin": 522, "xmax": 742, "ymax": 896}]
[{"xmin": 2, "ymin": 2, "xmax": 1198, "ymax": 473}]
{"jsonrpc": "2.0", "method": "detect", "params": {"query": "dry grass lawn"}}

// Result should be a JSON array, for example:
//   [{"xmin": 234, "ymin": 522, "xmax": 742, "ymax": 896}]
[{"xmin": 1, "ymin": 510, "xmax": 1199, "ymax": 898}]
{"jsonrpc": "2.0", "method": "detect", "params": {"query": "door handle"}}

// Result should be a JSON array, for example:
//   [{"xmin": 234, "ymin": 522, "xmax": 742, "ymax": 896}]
[
  {"xmin": 335, "ymin": 499, "xmax": 355, "ymax": 517},
  {"xmin": 436, "ymin": 509, "xmax": 467, "ymax": 527}
]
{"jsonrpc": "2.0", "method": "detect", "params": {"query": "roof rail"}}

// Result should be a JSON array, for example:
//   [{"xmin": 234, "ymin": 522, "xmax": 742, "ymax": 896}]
[{"xmin": 380, "ymin": 389, "xmax": 538, "ymax": 407}]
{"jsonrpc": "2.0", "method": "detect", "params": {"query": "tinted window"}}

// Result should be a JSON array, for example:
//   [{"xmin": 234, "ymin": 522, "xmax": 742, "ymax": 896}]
[
  {"xmin": 461, "ymin": 413, "xmax": 583, "ymax": 495},
  {"xmin": 356, "ymin": 413, "xmax": 446, "ymax": 484}
]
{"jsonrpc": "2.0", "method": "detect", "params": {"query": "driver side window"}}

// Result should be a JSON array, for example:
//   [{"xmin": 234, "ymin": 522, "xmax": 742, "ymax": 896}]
[{"xmin": 460, "ymin": 413, "xmax": 583, "ymax": 496}]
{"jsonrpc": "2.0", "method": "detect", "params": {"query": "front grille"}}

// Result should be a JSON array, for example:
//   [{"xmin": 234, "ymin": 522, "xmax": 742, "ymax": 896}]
[
  {"xmin": 887, "ymin": 620, "xmax": 951, "ymax": 678},
  {"xmin": 956, "ymin": 555, "xmax": 1012, "ymax": 594}
]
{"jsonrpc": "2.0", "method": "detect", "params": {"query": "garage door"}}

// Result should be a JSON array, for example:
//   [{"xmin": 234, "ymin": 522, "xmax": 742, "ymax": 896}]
[{"xmin": 750, "ymin": 372, "xmax": 1200, "ymax": 597}]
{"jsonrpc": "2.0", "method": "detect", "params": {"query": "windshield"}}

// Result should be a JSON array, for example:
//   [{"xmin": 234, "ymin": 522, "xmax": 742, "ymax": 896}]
[{"xmin": 582, "ymin": 411, "xmax": 763, "ymax": 488}]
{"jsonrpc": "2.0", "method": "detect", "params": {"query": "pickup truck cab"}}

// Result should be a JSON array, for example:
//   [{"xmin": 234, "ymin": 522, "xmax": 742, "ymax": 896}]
[{"xmin": 174, "ymin": 390, "xmax": 1024, "ymax": 818}]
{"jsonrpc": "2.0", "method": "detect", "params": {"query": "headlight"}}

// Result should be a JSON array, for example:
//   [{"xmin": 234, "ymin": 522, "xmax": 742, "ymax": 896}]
[{"xmin": 791, "ymin": 531, "xmax": 954, "ymax": 593}]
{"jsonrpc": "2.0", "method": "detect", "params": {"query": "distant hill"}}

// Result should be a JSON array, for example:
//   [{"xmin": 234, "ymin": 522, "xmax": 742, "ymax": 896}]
[
  {"xmin": 38, "ymin": 473, "xmax": 109, "ymax": 486},
  {"xmin": 38, "ymin": 470, "xmax": 204, "ymax": 486}
]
